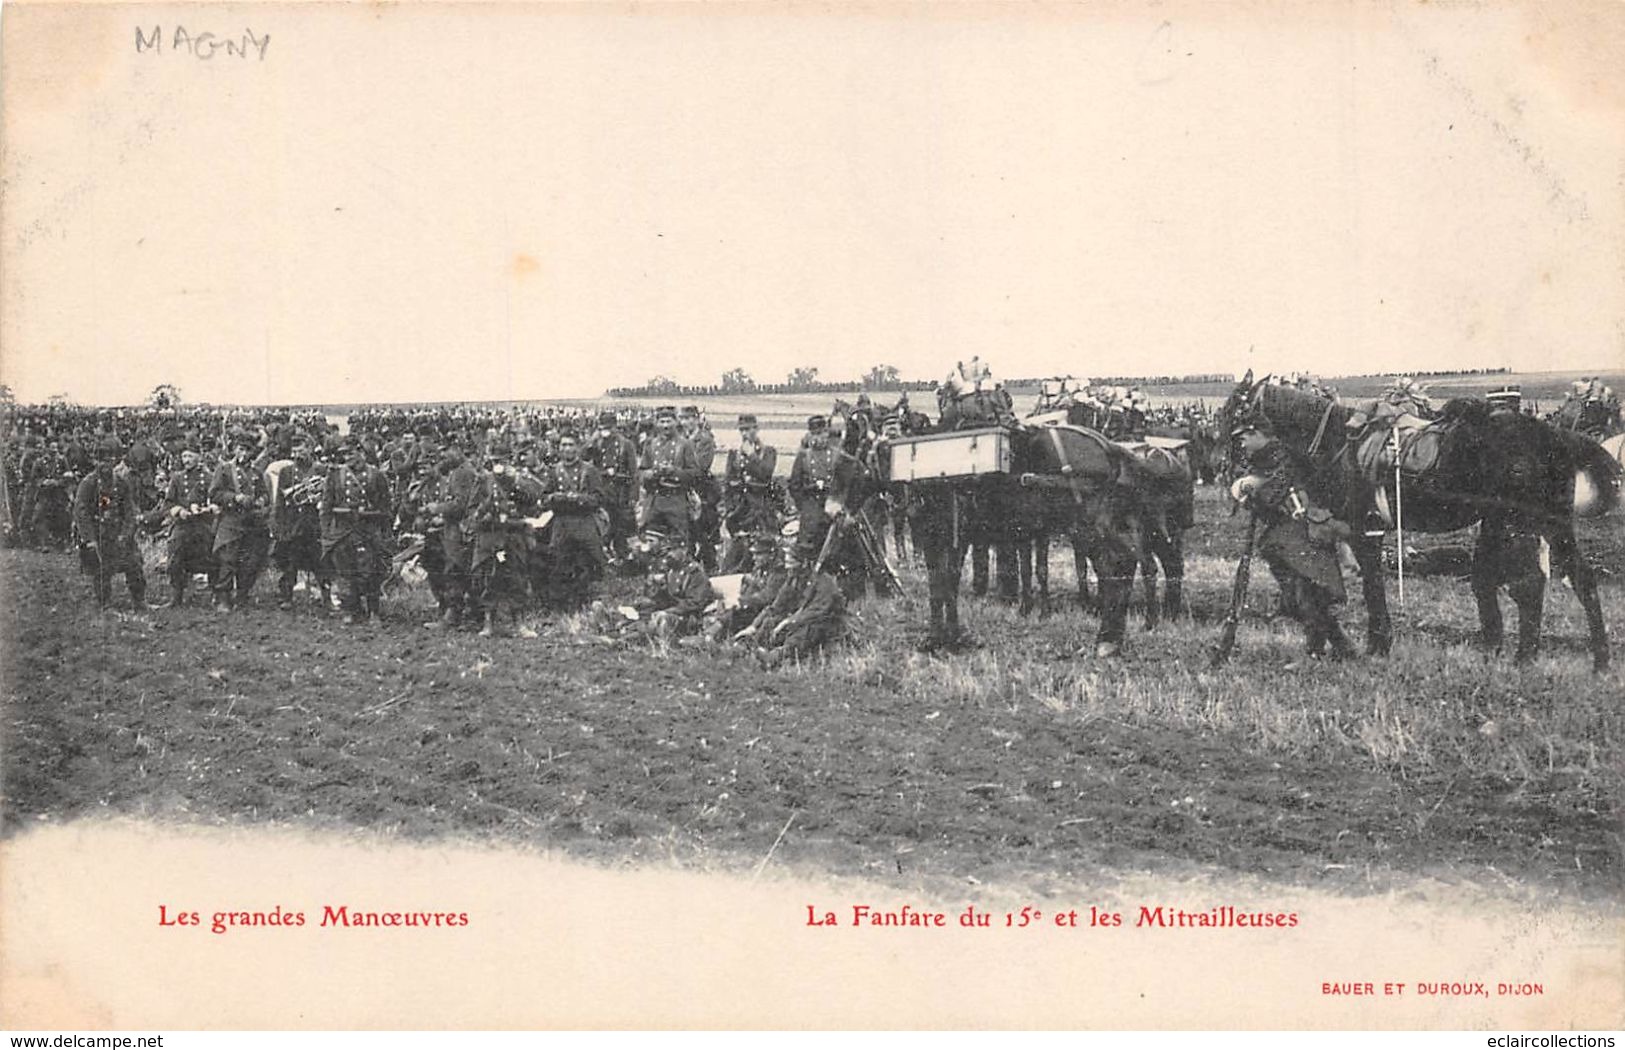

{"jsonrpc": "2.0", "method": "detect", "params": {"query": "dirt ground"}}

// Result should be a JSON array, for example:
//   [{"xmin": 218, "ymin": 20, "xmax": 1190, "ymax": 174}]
[{"xmin": 4, "ymin": 487, "xmax": 1620, "ymax": 907}]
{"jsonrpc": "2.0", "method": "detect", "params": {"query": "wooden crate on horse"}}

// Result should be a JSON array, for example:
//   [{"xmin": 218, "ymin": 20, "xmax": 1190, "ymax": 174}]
[{"xmin": 879, "ymin": 427, "xmax": 1013, "ymax": 483}]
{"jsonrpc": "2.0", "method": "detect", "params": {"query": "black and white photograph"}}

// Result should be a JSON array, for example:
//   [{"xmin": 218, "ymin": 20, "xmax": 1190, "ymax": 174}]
[{"xmin": 1, "ymin": 0, "xmax": 1621, "ymax": 1031}]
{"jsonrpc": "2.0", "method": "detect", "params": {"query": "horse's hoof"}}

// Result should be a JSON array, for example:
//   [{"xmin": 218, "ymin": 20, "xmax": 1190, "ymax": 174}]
[
  {"xmin": 916, "ymin": 635, "xmax": 942, "ymax": 654},
  {"xmin": 1095, "ymin": 641, "xmax": 1122, "ymax": 659}
]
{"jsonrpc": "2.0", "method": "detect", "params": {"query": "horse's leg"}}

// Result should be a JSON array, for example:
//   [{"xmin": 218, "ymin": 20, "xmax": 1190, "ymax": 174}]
[
  {"xmin": 995, "ymin": 541, "xmax": 1020, "ymax": 602},
  {"xmin": 1162, "ymin": 527, "xmax": 1186, "ymax": 621},
  {"xmin": 891, "ymin": 486, "xmax": 910, "ymax": 563},
  {"xmin": 1139, "ymin": 530, "xmax": 1160, "ymax": 632},
  {"xmin": 1472, "ymin": 517, "xmax": 1507, "ymax": 653},
  {"xmin": 1018, "ymin": 538, "xmax": 1035, "ymax": 617},
  {"xmin": 1548, "ymin": 526, "xmax": 1610, "ymax": 671},
  {"xmin": 921, "ymin": 530, "xmax": 948, "ymax": 650},
  {"xmin": 1506, "ymin": 535, "xmax": 1546, "ymax": 666},
  {"xmin": 1035, "ymin": 531, "xmax": 1052, "ymax": 618},
  {"xmin": 1071, "ymin": 533, "xmax": 1094, "ymax": 612},
  {"xmin": 1351, "ymin": 532, "xmax": 1392, "ymax": 656},
  {"xmin": 946, "ymin": 539, "xmax": 970, "ymax": 646},
  {"xmin": 971, "ymin": 541, "xmax": 989, "ymax": 597}
]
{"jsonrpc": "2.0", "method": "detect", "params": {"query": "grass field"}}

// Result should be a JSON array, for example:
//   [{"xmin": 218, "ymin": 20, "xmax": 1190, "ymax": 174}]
[{"xmin": 4, "ymin": 484, "xmax": 1620, "ymax": 905}]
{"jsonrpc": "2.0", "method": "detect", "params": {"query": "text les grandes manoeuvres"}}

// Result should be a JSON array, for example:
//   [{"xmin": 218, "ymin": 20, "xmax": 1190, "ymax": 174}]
[{"xmin": 158, "ymin": 904, "xmax": 468, "ymax": 934}]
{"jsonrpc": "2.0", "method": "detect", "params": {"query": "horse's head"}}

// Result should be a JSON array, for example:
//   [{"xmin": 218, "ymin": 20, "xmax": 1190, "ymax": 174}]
[{"xmin": 1214, "ymin": 371, "xmax": 1270, "ymax": 477}]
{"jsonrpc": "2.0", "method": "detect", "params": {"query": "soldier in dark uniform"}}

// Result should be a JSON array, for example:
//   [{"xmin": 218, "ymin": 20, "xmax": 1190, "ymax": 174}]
[
  {"xmin": 420, "ymin": 444, "xmax": 481, "ymax": 629},
  {"xmin": 681, "ymin": 406, "xmax": 722, "ymax": 571},
  {"xmin": 25, "ymin": 437, "xmax": 73, "ymax": 551},
  {"xmin": 637, "ymin": 534, "xmax": 718, "ymax": 639},
  {"xmin": 72, "ymin": 436, "xmax": 147, "ymax": 609},
  {"xmin": 539, "ymin": 431, "xmax": 608, "ymax": 610},
  {"xmin": 758, "ymin": 566, "xmax": 847, "ymax": 667},
  {"xmin": 786, "ymin": 415, "xmax": 854, "ymax": 564},
  {"xmin": 469, "ymin": 442, "xmax": 533, "ymax": 637},
  {"xmin": 638, "ymin": 406, "xmax": 700, "ymax": 545},
  {"xmin": 1231, "ymin": 421, "xmax": 1357, "ymax": 660},
  {"xmin": 209, "ymin": 431, "xmax": 271, "ymax": 611},
  {"xmin": 158, "ymin": 443, "xmax": 217, "ymax": 607},
  {"xmin": 725, "ymin": 533, "xmax": 789, "ymax": 635},
  {"xmin": 588, "ymin": 411, "xmax": 640, "ymax": 563},
  {"xmin": 720, "ymin": 413, "xmax": 780, "ymax": 573},
  {"xmin": 320, "ymin": 438, "xmax": 393, "ymax": 625},
  {"xmin": 270, "ymin": 433, "xmax": 331, "ymax": 611},
  {"xmin": 123, "ymin": 429, "xmax": 162, "ymax": 514}
]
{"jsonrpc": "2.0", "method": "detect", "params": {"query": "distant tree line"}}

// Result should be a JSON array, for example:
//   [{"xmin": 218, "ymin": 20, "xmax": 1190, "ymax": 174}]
[
  {"xmin": 1336, "ymin": 367, "xmax": 1511, "ymax": 379},
  {"xmin": 607, "ymin": 364, "xmax": 938, "ymax": 399}
]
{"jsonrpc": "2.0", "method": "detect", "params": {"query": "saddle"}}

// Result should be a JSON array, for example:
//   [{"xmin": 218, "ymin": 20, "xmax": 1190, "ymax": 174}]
[
  {"xmin": 1112, "ymin": 440, "xmax": 1189, "ymax": 483},
  {"xmin": 1023, "ymin": 424, "xmax": 1120, "ymax": 484},
  {"xmin": 1354, "ymin": 418, "xmax": 1453, "ymax": 486}
]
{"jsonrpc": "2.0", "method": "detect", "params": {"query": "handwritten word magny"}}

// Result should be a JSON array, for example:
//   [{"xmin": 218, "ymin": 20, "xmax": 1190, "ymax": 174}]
[{"xmin": 136, "ymin": 25, "xmax": 270, "ymax": 61}]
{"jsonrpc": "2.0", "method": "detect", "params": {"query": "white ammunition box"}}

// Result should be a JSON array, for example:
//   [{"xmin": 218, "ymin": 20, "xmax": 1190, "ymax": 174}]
[{"xmin": 884, "ymin": 428, "xmax": 1013, "ymax": 482}]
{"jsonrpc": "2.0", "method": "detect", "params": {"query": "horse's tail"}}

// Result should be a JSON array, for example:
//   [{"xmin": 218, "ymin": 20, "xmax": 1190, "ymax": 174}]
[{"xmin": 1560, "ymin": 428, "xmax": 1623, "ymax": 518}]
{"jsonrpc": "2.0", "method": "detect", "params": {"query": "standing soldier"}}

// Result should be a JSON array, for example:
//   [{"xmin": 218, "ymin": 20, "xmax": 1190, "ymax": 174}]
[
  {"xmin": 469, "ymin": 442, "xmax": 533, "ymax": 637},
  {"xmin": 209, "ymin": 431, "xmax": 271, "ymax": 611},
  {"xmin": 589, "ymin": 411, "xmax": 639, "ymax": 564},
  {"xmin": 26, "ymin": 436, "xmax": 73, "ymax": 551},
  {"xmin": 682, "ymin": 405, "xmax": 722, "ymax": 571},
  {"xmin": 72, "ymin": 436, "xmax": 147, "ymax": 609},
  {"xmin": 123, "ymin": 428, "xmax": 162, "ymax": 514},
  {"xmin": 320, "ymin": 438, "xmax": 393, "ymax": 625},
  {"xmin": 638, "ymin": 406, "xmax": 700, "ymax": 546},
  {"xmin": 1230, "ymin": 421, "xmax": 1357, "ymax": 660},
  {"xmin": 539, "ymin": 431, "xmax": 608, "ymax": 609},
  {"xmin": 270, "ymin": 433, "xmax": 331, "ymax": 611},
  {"xmin": 420, "ymin": 444, "xmax": 481, "ymax": 630},
  {"xmin": 158, "ymin": 443, "xmax": 216, "ymax": 608},
  {"xmin": 720, "ymin": 413, "xmax": 779, "ymax": 572},
  {"xmin": 786, "ymin": 415, "xmax": 854, "ymax": 565}
]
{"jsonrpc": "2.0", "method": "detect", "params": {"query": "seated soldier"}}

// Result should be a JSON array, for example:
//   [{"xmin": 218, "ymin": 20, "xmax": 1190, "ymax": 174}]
[
  {"xmin": 637, "ymin": 535, "xmax": 718, "ymax": 639},
  {"xmin": 757, "ymin": 565, "xmax": 847, "ymax": 668},
  {"xmin": 720, "ymin": 533, "xmax": 788, "ymax": 637}
]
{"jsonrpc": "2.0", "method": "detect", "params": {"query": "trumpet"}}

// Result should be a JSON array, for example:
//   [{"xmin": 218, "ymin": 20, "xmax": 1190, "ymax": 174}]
[{"xmin": 281, "ymin": 475, "xmax": 325, "ymax": 506}]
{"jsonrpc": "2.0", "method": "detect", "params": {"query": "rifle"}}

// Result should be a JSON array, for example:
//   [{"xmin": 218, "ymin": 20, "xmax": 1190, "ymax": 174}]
[
  {"xmin": 1210, "ymin": 512, "xmax": 1259, "ymax": 668},
  {"xmin": 811, "ymin": 511, "xmax": 845, "ymax": 575},
  {"xmin": 851, "ymin": 511, "xmax": 904, "ymax": 596}
]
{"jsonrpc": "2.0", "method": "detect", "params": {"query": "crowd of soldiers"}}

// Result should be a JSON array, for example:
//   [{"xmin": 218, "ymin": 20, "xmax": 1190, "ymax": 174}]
[{"xmin": 0, "ymin": 402, "xmax": 863, "ymax": 663}]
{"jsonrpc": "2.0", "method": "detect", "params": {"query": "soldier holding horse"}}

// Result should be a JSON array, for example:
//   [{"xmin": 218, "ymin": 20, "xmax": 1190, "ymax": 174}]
[{"xmin": 1217, "ymin": 371, "xmax": 1618, "ymax": 670}]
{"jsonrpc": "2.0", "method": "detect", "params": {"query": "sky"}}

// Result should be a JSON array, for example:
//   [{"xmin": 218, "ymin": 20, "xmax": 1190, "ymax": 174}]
[{"xmin": 2, "ymin": 1, "xmax": 1622, "ymax": 405}]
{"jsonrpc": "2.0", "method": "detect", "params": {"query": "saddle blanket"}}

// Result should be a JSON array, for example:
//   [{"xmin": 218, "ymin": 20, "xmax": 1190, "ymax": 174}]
[
  {"xmin": 1112, "ymin": 440, "xmax": 1188, "ymax": 481},
  {"xmin": 1355, "ymin": 420, "xmax": 1450, "ymax": 485}
]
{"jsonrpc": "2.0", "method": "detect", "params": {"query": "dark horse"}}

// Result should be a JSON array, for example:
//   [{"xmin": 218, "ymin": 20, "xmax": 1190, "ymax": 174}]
[
  {"xmin": 1217, "ymin": 372, "xmax": 1619, "ymax": 670},
  {"xmin": 893, "ymin": 423, "xmax": 1145, "ymax": 655},
  {"xmin": 1027, "ymin": 404, "xmax": 1194, "ymax": 628}
]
